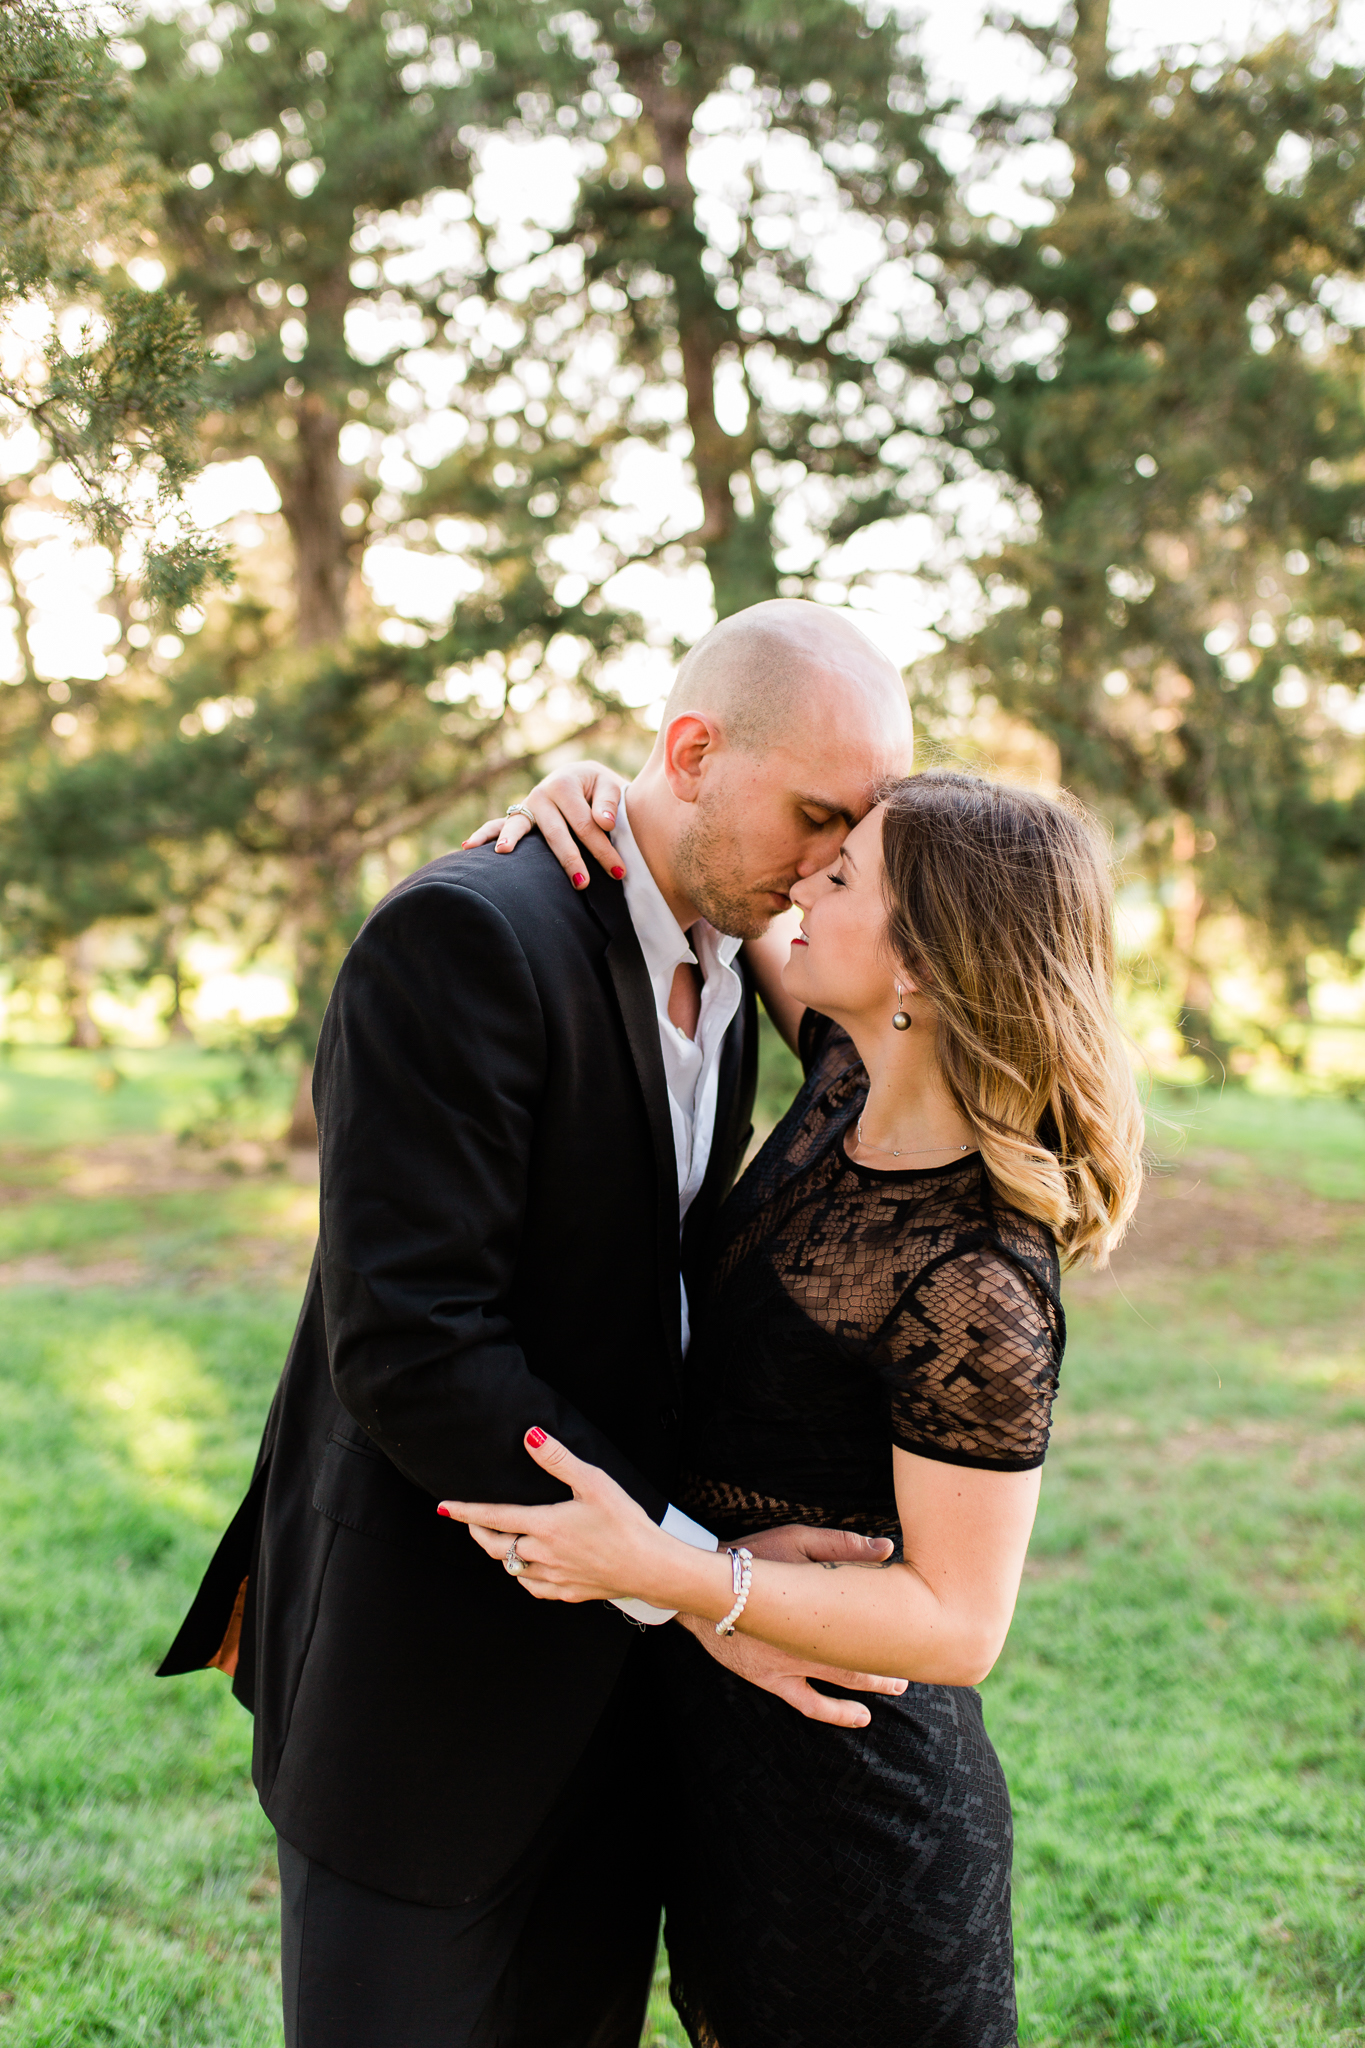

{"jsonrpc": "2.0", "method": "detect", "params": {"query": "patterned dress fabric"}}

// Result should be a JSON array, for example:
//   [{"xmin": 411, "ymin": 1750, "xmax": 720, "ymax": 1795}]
[{"xmin": 662, "ymin": 1014, "xmax": 1065, "ymax": 2048}]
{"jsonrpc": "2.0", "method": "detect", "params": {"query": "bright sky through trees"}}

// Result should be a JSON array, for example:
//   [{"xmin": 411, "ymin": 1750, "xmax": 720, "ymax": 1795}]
[{"xmin": 3, "ymin": 0, "xmax": 1362, "ymax": 714}]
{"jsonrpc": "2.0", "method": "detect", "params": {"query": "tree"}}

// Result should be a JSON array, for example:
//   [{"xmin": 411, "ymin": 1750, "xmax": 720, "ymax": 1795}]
[
  {"xmin": 4, "ymin": 2, "xmax": 642, "ymax": 1109},
  {"xmin": 412, "ymin": 0, "xmax": 955, "ymax": 619},
  {"xmin": 0, "ymin": 1, "xmax": 224, "ymax": 608},
  {"xmin": 131, "ymin": 0, "xmax": 961, "ymax": 632},
  {"xmin": 910, "ymin": 0, "xmax": 1365, "ymax": 1064},
  {"xmin": 5, "ymin": 0, "xmax": 958, "ymax": 1119},
  {"xmin": 0, "ymin": 0, "xmax": 228, "ymax": 1042}
]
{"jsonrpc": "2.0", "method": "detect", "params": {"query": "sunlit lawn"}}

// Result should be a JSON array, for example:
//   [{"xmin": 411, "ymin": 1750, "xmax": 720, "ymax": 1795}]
[{"xmin": 0, "ymin": 1044, "xmax": 1361, "ymax": 2045}]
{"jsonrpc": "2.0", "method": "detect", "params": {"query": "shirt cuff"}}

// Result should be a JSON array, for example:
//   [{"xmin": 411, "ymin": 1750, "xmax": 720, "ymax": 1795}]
[{"xmin": 610, "ymin": 1503, "xmax": 719, "ymax": 1626}]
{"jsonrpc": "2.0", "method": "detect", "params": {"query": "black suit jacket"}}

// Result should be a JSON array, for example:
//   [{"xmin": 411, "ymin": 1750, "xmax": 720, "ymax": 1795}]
[{"xmin": 158, "ymin": 838, "xmax": 758, "ymax": 1905}]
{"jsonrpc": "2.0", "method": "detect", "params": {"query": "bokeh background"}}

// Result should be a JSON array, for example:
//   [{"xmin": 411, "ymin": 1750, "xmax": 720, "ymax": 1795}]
[{"xmin": 0, "ymin": 0, "xmax": 1362, "ymax": 2041}]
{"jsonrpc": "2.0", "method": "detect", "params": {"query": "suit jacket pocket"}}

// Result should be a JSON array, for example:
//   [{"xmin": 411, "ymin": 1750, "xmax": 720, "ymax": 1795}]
[{"xmin": 312, "ymin": 1427, "xmax": 441, "ymax": 1550}]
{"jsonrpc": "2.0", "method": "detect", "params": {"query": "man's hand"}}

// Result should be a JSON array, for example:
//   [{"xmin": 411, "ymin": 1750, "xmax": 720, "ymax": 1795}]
[
  {"xmin": 679, "ymin": 1522, "xmax": 904, "ymax": 1729},
  {"xmin": 744, "ymin": 1523, "xmax": 894, "ymax": 1569},
  {"xmin": 676, "ymin": 1612, "xmax": 907, "ymax": 1729}
]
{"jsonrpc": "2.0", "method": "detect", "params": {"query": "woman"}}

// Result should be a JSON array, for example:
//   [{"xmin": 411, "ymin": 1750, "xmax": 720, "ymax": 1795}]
[{"xmin": 444, "ymin": 769, "xmax": 1145, "ymax": 2046}]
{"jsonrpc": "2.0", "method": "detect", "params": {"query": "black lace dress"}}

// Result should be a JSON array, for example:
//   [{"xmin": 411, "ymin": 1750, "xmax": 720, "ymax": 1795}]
[{"xmin": 659, "ymin": 1015, "xmax": 1064, "ymax": 2048}]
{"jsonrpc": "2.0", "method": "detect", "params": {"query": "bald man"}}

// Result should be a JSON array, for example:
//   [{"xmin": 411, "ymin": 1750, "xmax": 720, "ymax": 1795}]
[{"xmin": 159, "ymin": 600, "xmax": 913, "ymax": 2048}]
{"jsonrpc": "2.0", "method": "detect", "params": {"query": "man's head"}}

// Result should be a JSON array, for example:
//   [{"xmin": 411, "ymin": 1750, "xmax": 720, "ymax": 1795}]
[{"xmin": 632, "ymin": 598, "xmax": 913, "ymax": 938}]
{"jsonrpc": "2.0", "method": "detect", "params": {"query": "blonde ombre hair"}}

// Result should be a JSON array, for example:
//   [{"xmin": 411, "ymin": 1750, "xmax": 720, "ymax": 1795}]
[{"xmin": 879, "ymin": 769, "xmax": 1145, "ymax": 1267}]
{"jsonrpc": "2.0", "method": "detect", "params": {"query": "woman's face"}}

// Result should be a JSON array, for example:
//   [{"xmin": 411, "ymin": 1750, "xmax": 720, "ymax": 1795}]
[{"xmin": 783, "ymin": 804, "xmax": 910, "ymax": 1025}]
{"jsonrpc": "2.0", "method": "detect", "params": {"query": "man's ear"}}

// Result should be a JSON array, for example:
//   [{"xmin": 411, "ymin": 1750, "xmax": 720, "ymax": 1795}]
[{"xmin": 660, "ymin": 712, "xmax": 720, "ymax": 804}]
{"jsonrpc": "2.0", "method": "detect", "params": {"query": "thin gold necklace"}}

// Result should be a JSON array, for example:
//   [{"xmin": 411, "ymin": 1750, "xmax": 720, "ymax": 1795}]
[{"xmin": 855, "ymin": 1113, "xmax": 972, "ymax": 1159}]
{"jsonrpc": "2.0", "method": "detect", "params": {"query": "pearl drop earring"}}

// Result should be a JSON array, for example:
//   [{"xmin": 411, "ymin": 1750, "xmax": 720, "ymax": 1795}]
[{"xmin": 892, "ymin": 982, "xmax": 912, "ymax": 1031}]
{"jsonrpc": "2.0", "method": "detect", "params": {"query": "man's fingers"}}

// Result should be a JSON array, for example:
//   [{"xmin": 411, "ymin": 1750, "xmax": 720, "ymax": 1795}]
[
  {"xmin": 771, "ymin": 1675, "xmax": 872, "ymax": 1729},
  {"xmin": 779, "ymin": 1526, "xmax": 896, "ymax": 1567},
  {"xmin": 807, "ymin": 1662, "xmax": 908, "ymax": 1696}
]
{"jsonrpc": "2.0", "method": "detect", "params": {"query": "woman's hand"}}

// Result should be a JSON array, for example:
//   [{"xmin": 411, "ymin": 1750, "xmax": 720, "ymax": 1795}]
[
  {"xmin": 437, "ymin": 1428, "xmax": 721, "ymax": 1611},
  {"xmin": 461, "ymin": 762, "xmax": 631, "ymax": 891}
]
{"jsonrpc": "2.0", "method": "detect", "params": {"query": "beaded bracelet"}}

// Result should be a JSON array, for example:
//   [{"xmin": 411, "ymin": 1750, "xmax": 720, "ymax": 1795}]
[{"xmin": 715, "ymin": 1545, "xmax": 754, "ymax": 1636}]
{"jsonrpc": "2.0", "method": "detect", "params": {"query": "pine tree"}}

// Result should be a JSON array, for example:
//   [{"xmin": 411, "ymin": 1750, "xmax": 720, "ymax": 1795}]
[
  {"xmin": 414, "ymin": 0, "xmax": 954, "ymax": 618},
  {"xmin": 913, "ymin": 0, "xmax": 1365, "ymax": 1064},
  {"xmin": 3, "ymin": 0, "xmax": 956, "ymax": 1116},
  {"xmin": 0, "ymin": 1, "xmax": 226, "ymax": 1042},
  {"xmin": 0, "ymin": 1, "xmax": 224, "ymax": 612}
]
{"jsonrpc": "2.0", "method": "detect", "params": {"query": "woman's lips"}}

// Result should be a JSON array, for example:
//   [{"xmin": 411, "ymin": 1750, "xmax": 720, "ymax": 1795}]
[{"xmin": 791, "ymin": 934, "xmax": 808, "ymax": 947}]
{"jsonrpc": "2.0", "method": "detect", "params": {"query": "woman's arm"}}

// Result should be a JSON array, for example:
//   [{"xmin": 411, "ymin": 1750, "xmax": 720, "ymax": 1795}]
[
  {"xmin": 743, "ymin": 908, "xmax": 807, "ymax": 1057},
  {"xmin": 440, "ymin": 1431, "xmax": 1041, "ymax": 1688},
  {"xmin": 709, "ymin": 1451, "xmax": 1041, "ymax": 1685}
]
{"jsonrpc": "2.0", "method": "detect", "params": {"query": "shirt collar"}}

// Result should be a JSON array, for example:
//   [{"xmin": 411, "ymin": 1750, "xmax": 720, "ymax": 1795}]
[{"xmin": 613, "ymin": 791, "xmax": 742, "ymax": 992}]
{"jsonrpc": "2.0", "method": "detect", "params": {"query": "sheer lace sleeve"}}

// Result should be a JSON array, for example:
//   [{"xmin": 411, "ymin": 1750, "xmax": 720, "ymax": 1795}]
[{"xmin": 875, "ymin": 1242, "xmax": 1061, "ymax": 1471}]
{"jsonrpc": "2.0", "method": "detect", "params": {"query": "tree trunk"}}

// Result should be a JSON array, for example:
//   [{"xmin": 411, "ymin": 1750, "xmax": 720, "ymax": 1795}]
[
  {"xmin": 61, "ymin": 931, "xmax": 103, "ymax": 1049},
  {"xmin": 0, "ymin": 500, "xmax": 39, "ymax": 691},
  {"xmin": 1170, "ymin": 815, "xmax": 1225, "ymax": 1078},
  {"xmin": 282, "ymin": 858, "xmax": 349, "ymax": 1150},
  {"xmin": 635, "ymin": 67, "xmax": 774, "ymax": 618},
  {"xmin": 167, "ymin": 959, "xmax": 196, "ymax": 1041},
  {"xmin": 271, "ymin": 392, "xmax": 350, "ymax": 646}
]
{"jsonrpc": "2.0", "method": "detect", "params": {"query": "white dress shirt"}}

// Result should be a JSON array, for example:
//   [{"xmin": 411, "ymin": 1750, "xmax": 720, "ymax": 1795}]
[{"xmin": 609, "ymin": 791, "xmax": 742, "ymax": 1622}]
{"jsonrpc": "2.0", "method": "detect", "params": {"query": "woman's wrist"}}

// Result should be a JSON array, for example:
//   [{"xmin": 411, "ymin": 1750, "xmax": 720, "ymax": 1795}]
[{"xmin": 633, "ymin": 1530, "xmax": 735, "ymax": 1621}]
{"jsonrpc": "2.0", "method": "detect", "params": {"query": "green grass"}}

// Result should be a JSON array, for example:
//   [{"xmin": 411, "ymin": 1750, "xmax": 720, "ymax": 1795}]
[
  {"xmin": 1, "ymin": 1049, "xmax": 1362, "ymax": 2045},
  {"xmin": 0, "ymin": 1045, "xmax": 295, "ymax": 1147}
]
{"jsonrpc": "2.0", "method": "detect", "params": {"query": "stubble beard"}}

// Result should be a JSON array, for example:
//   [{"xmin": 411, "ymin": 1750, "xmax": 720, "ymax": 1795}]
[{"xmin": 674, "ymin": 806, "xmax": 790, "ymax": 941}]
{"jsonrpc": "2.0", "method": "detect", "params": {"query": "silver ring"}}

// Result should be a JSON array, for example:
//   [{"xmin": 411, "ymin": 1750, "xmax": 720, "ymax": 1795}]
[
  {"xmin": 505, "ymin": 802, "xmax": 535, "ymax": 823},
  {"xmin": 503, "ymin": 1538, "xmax": 528, "ymax": 1576}
]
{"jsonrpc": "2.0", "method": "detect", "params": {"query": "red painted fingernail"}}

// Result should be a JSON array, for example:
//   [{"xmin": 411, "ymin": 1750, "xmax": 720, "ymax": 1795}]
[
  {"xmin": 526, "ymin": 1427, "xmax": 547, "ymax": 1449},
  {"xmin": 610, "ymin": 865, "xmax": 625, "ymax": 880},
  {"xmin": 436, "ymin": 1505, "xmax": 452, "ymax": 1517},
  {"xmin": 572, "ymin": 872, "xmax": 587, "ymax": 887}
]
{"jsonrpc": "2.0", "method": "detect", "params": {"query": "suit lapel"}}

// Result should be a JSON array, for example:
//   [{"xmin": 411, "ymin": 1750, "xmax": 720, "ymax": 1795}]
[{"xmin": 585, "ymin": 870, "xmax": 685, "ymax": 1385}]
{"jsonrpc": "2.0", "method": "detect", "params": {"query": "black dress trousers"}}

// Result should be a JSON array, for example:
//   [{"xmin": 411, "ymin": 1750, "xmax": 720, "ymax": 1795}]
[{"xmin": 278, "ymin": 1665, "xmax": 661, "ymax": 2048}]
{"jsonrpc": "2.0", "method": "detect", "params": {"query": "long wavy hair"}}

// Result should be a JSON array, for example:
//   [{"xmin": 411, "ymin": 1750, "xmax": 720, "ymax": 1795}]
[{"xmin": 878, "ymin": 769, "xmax": 1145, "ymax": 1267}]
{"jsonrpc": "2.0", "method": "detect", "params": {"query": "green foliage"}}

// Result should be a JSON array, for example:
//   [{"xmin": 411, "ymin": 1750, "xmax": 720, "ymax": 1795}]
[
  {"xmin": 913, "ymin": 2, "xmax": 1365, "ymax": 1044},
  {"xmin": 405, "ymin": 0, "xmax": 956, "ymax": 619},
  {"xmin": 0, "ymin": 2, "xmax": 226, "ymax": 609},
  {"xmin": 0, "ymin": 0, "xmax": 955, "ymax": 1036},
  {"xmin": 0, "ymin": 621, "xmax": 630, "ymax": 1042},
  {"xmin": 126, "ymin": 0, "xmax": 959, "ymax": 629},
  {"xmin": 0, "ymin": 0, "xmax": 150, "ymax": 296},
  {"xmin": 3, "ymin": 0, "xmax": 1363, "ymax": 1075}
]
